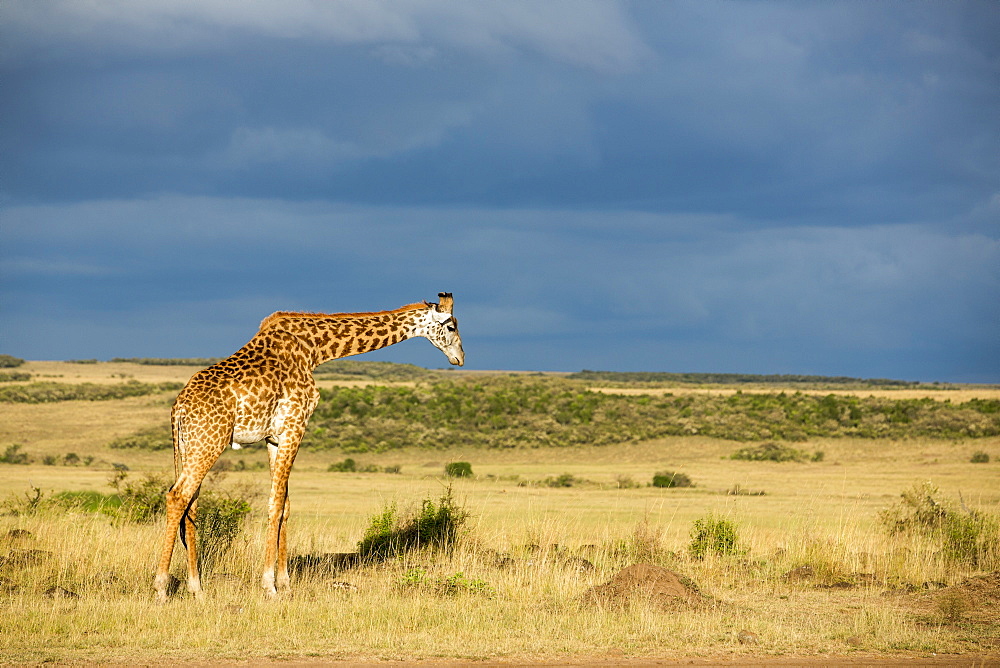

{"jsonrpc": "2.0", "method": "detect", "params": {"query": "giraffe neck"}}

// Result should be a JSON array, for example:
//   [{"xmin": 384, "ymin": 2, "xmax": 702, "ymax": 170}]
[{"xmin": 258, "ymin": 304, "xmax": 427, "ymax": 369}]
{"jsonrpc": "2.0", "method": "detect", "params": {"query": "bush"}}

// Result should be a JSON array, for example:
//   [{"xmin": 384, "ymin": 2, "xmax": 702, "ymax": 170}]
[
  {"xmin": 107, "ymin": 470, "xmax": 169, "ymax": 523},
  {"xmin": 196, "ymin": 494, "xmax": 252, "ymax": 576},
  {"xmin": 357, "ymin": 487, "xmax": 468, "ymax": 561},
  {"xmin": 445, "ymin": 461, "xmax": 473, "ymax": 478},
  {"xmin": 109, "ymin": 426, "xmax": 172, "ymax": 450},
  {"xmin": 0, "ymin": 355, "xmax": 25, "ymax": 368},
  {"xmin": 730, "ymin": 441, "xmax": 807, "ymax": 462},
  {"xmin": 652, "ymin": 471, "xmax": 693, "ymax": 488},
  {"xmin": 329, "ymin": 458, "xmax": 357, "ymax": 472},
  {"xmin": 0, "ymin": 444, "xmax": 31, "ymax": 465},
  {"xmin": 545, "ymin": 473, "xmax": 579, "ymax": 487},
  {"xmin": 328, "ymin": 458, "xmax": 386, "ymax": 473},
  {"xmin": 398, "ymin": 568, "xmax": 494, "ymax": 597},
  {"xmin": 689, "ymin": 515, "xmax": 745, "ymax": 559},
  {"xmin": 970, "ymin": 451, "xmax": 990, "ymax": 464},
  {"xmin": 879, "ymin": 482, "xmax": 1000, "ymax": 568}
]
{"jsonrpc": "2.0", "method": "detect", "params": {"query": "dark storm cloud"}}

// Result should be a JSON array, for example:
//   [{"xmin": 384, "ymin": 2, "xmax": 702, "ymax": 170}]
[{"xmin": 1, "ymin": 1, "xmax": 998, "ymax": 381}]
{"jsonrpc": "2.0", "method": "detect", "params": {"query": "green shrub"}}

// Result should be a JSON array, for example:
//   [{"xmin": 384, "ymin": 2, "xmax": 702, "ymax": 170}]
[
  {"xmin": 357, "ymin": 487, "xmax": 468, "ymax": 561},
  {"xmin": 879, "ymin": 482, "xmax": 1000, "ymax": 568},
  {"xmin": 196, "ymin": 494, "xmax": 252, "ymax": 575},
  {"xmin": 109, "ymin": 426, "xmax": 172, "ymax": 450},
  {"xmin": 0, "ymin": 444, "xmax": 31, "ymax": 465},
  {"xmin": 970, "ymin": 451, "xmax": 990, "ymax": 464},
  {"xmin": 652, "ymin": 471, "xmax": 693, "ymax": 488},
  {"xmin": 329, "ymin": 458, "xmax": 357, "ymax": 472},
  {"xmin": 445, "ymin": 461, "xmax": 473, "ymax": 478},
  {"xmin": 0, "ymin": 355, "xmax": 25, "ymax": 368},
  {"xmin": 398, "ymin": 567, "xmax": 493, "ymax": 597},
  {"xmin": 0, "ymin": 373, "xmax": 31, "ymax": 382},
  {"xmin": 107, "ymin": 470, "xmax": 169, "ymax": 523},
  {"xmin": 689, "ymin": 515, "xmax": 745, "ymax": 559},
  {"xmin": 730, "ymin": 441, "xmax": 806, "ymax": 462},
  {"xmin": 545, "ymin": 473, "xmax": 578, "ymax": 487}
]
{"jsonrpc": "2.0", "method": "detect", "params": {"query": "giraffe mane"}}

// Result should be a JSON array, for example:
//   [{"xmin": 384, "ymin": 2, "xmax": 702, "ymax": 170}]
[{"xmin": 257, "ymin": 302, "xmax": 429, "ymax": 331}]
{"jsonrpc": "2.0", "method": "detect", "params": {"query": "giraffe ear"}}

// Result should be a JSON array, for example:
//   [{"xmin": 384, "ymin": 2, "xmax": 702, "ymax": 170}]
[
  {"xmin": 437, "ymin": 292, "xmax": 454, "ymax": 313},
  {"xmin": 430, "ymin": 306, "xmax": 452, "ymax": 324}
]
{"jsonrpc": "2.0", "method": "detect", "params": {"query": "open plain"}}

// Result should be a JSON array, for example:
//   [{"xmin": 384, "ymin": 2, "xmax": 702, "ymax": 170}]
[{"xmin": 1, "ymin": 362, "xmax": 998, "ymax": 665}]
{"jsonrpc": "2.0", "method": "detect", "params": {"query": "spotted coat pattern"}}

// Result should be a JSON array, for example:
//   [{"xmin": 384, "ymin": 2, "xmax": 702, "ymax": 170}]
[{"xmin": 155, "ymin": 294, "xmax": 463, "ymax": 601}]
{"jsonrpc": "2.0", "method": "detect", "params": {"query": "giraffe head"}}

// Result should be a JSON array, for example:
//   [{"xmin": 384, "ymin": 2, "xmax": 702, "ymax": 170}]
[{"xmin": 416, "ymin": 292, "xmax": 465, "ymax": 366}]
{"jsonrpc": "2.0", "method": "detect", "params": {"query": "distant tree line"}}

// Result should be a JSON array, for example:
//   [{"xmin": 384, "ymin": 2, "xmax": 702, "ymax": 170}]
[
  {"xmin": 0, "ymin": 381, "xmax": 183, "ymax": 403},
  {"xmin": 299, "ymin": 377, "xmax": 999, "ymax": 452},
  {"xmin": 569, "ymin": 370, "xmax": 918, "ymax": 388},
  {"xmin": 110, "ymin": 357, "xmax": 222, "ymax": 366}
]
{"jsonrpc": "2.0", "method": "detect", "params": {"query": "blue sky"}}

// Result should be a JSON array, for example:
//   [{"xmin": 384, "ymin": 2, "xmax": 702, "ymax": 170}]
[{"xmin": 1, "ymin": 1, "xmax": 998, "ymax": 382}]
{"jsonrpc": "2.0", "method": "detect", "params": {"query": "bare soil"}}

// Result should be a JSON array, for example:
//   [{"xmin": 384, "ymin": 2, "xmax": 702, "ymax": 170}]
[{"xmin": 581, "ymin": 563, "xmax": 707, "ymax": 610}]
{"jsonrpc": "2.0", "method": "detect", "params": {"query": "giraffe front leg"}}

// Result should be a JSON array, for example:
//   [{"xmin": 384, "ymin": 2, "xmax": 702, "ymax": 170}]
[
  {"xmin": 263, "ymin": 442, "xmax": 288, "ymax": 597},
  {"xmin": 261, "ymin": 480, "xmax": 288, "ymax": 598}
]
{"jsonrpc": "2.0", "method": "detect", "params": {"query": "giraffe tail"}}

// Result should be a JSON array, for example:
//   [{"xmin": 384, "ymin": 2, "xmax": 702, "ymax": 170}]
[
  {"xmin": 171, "ymin": 405, "xmax": 186, "ymax": 481},
  {"xmin": 170, "ymin": 406, "xmax": 195, "ymax": 549}
]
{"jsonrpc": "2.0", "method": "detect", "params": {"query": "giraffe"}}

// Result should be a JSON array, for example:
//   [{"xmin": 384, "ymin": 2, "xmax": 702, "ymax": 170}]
[{"xmin": 154, "ymin": 293, "xmax": 464, "ymax": 601}]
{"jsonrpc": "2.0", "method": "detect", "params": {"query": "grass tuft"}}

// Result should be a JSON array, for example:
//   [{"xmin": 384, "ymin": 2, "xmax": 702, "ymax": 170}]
[{"xmin": 356, "ymin": 487, "xmax": 469, "ymax": 562}]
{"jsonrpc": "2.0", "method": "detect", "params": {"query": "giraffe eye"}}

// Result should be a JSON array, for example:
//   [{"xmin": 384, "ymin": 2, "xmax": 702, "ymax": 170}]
[{"xmin": 446, "ymin": 325, "xmax": 456, "ymax": 332}]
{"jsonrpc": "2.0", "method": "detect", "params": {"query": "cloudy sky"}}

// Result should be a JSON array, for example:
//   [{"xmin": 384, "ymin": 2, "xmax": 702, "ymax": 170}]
[{"xmin": 2, "ymin": 1, "xmax": 998, "ymax": 382}]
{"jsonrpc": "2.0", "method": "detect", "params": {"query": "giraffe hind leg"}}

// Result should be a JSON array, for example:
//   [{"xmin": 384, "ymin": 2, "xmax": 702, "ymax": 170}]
[
  {"xmin": 183, "ymin": 492, "xmax": 203, "ymax": 598},
  {"xmin": 155, "ymin": 441, "xmax": 226, "ymax": 601},
  {"xmin": 275, "ymin": 494, "xmax": 292, "ymax": 592}
]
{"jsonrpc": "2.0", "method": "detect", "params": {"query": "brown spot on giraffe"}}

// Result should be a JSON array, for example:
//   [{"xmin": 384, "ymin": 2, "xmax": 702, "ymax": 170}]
[{"xmin": 154, "ymin": 294, "xmax": 464, "ymax": 601}]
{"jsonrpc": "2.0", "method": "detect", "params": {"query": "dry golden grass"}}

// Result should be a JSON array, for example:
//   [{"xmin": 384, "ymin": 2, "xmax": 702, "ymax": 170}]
[{"xmin": 1, "ymin": 362, "xmax": 998, "ymax": 664}]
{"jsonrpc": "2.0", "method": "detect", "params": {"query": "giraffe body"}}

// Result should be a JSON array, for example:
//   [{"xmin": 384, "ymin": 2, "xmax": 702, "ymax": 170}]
[{"xmin": 155, "ymin": 294, "xmax": 463, "ymax": 601}]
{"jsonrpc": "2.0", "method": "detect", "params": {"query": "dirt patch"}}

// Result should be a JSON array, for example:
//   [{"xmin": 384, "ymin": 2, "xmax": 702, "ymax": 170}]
[
  {"xmin": 931, "ymin": 570, "xmax": 1000, "ymax": 626},
  {"xmin": 581, "ymin": 563, "xmax": 706, "ymax": 610}
]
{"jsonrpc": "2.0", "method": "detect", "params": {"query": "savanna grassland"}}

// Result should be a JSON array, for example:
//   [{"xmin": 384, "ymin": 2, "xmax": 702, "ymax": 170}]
[{"xmin": 1, "ymin": 360, "xmax": 999, "ymax": 665}]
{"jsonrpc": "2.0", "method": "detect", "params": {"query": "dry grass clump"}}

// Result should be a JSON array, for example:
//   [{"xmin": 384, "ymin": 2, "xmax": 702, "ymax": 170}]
[{"xmin": 879, "ymin": 482, "xmax": 1000, "ymax": 570}]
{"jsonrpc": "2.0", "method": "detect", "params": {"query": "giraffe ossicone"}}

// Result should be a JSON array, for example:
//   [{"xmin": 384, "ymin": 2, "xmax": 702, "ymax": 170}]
[{"xmin": 154, "ymin": 293, "xmax": 464, "ymax": 601}]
